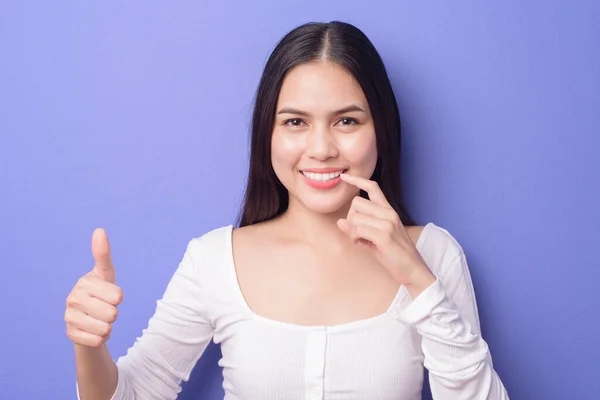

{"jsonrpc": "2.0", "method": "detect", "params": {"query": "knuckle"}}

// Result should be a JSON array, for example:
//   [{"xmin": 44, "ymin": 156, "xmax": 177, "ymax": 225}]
[
  {"xmin": 77, "ymin": 274, "xmax": 90, "ymax": 287},
  {"xmin": 101, "ymin": 323, "xmax": 112, "ymax": 337},
  {"xmin": 66, "ymin": 328, "xmax": 81, "ymax": 343},
  {"xmin": 113, "ymin": 287, "xmax": 124, "ymax": 304},
  {"xmin": 64, "ymin": 309, "xmax": 73, "ymax": 324},
  {"xmin": 384, "ymin": 220, "xmax": 395, "ymax": 232},
  {"xmin": 90, "ymin": 335, "xmax": 104, "ymax": 348},
  {"xmin": 107, "ymin": 307, "xmax": 119, "ymax": 323},
  {"xmin": 66, "ymin": 294, "xmax": 79, "ymax": 309},
  {"xmin": 388, "ymin": 210, "xmax": 400, "ymax": 224}
]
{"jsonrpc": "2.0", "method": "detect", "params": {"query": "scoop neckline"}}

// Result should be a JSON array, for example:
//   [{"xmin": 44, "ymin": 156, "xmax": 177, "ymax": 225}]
[{"xmin": 223, "ymin": 222, "xmax": 433, "ymax": 332}]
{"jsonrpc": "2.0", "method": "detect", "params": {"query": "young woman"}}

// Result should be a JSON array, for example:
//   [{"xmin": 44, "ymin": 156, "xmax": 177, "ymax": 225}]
[{"xmin": 66, "ymin": 21, "xmax": 509, "ymax": 399}]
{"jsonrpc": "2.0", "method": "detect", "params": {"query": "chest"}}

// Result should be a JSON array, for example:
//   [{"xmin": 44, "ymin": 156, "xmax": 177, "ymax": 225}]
[{"xmin": 233, "ymin": 246, "xmax": 401, "ymax": 327}]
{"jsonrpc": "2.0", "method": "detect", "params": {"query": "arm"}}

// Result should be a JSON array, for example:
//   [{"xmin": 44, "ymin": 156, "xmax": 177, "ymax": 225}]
[
  {"xmin": 395, "ymin": 251, "xmax": 509, "ymax": 399},
  {"xmin": 77, "ymin": 238, "xmax": 215, "ymax": 400},
  {"xmin": 74, "ymin": 344, "xmax": 119, "ymax": 400}
]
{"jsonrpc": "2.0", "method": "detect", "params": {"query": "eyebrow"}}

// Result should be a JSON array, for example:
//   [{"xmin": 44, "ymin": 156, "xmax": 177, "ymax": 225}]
[{"xmin": 276, "ymin": 104, "xmax": 366, "ymax": 116}]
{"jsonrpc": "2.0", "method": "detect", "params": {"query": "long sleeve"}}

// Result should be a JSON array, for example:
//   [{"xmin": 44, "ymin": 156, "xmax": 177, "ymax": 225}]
[
  {"xmin": 78, "ymin": 237, "xmax": 216, "ymax": 400},
  {"xmin": 394, "ymin": 251, "xmax": 509, "ymax": 399}
]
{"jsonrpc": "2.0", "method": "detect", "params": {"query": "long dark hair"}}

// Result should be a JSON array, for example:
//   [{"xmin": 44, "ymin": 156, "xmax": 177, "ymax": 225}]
[{"xmin": 237, "ymin": 21, "xmax": 416, "ymax": 228}]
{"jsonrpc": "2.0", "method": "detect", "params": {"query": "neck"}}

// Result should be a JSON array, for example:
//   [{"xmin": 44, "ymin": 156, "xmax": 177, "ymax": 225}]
[{"xmin": 277, "ymin": 198, "xmax": 353, "ymax": 250}]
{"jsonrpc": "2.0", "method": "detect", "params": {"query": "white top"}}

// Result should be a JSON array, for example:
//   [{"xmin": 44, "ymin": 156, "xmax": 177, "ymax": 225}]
[{"xmin": 79, "ymin": 222, "xmax": 509, "ymax": 399}]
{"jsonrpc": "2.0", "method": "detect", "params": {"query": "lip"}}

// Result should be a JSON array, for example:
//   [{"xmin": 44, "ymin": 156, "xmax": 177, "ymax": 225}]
[
  {"xmin": 299, "ymin": 168, "xmax": 347, "ymax": 190},
  {"xmin": 300, "ymin": 167, "xmax": 347, "ymax": 173}
]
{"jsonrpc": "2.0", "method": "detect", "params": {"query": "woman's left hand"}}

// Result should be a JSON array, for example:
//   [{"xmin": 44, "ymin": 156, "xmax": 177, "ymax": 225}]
[{"xmin": 337, "ymin": 173, "xmax": 437, "ymax": 298}]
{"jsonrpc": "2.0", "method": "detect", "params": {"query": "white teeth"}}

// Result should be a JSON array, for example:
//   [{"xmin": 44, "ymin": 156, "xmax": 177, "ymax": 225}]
[{"xmin": 302, "ymin": 171, "xmax": 343, "ymax": 181}]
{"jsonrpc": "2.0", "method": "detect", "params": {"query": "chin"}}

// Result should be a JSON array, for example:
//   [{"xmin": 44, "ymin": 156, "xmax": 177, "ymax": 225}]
[{"xmin": 296, "ymin": 190, "xmax": 352, "ymax": 215}]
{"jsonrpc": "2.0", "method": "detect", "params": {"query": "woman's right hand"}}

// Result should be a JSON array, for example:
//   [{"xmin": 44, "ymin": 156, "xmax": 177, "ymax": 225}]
[{"xmin": 65, "ymin": 228, "xmax": 124, "ymax": 348}]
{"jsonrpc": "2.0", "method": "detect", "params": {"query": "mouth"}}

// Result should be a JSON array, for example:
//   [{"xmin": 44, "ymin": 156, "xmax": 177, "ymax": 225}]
[{"xmin": 299, "ymin": 168, "xmax": 348, "ymax": 182}]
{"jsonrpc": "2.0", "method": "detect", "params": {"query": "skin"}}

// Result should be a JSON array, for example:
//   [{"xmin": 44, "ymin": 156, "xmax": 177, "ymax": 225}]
[
  {"xmin": 65, "ymin": 228, "xmax": 121, "ymax": 400},
  {"xmin": 233, "ymin": 61, "xmax": 435, "ymax": 326}
]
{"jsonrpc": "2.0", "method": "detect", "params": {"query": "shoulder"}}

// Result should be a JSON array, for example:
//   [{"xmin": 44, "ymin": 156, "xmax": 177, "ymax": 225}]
[
  {"xmin": 416, "ymin": 222, "xmax": 466, "ymax": 278},
  {"xmin": 183, "ymin": 224, "xmax": 233, "ymax": 263},
  {"xmin": 231, "ymin": 222, "xmax": 261, "ymax": 244},
  {"xmin": 187, "ymin": 221, "xmax": 283, "ymax": 268},
  {"xmin": 169, "ymin": 225, "xmax": 236, "ymax": 302},
  {"xmin": 232, "ymin": 219, "xmax": 284, "ymax": 250},
  {"xmin": 418, "ymin": 222, "xmax": 464, "ymax": 256},
  {"xmin": 191, "ymin": 224, "xmax": 232, "ymax": 243}
]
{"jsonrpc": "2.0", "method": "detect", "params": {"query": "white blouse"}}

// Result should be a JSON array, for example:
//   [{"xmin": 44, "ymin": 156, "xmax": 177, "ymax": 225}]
[{"xmin": 81, "ymin": 222, "xmax": 509, "ymax": 399}]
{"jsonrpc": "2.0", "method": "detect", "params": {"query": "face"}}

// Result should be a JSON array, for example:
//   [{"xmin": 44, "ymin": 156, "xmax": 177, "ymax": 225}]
[{"xmin": 271, "ymin": 61, "xmax": 378, "ymax": 215}]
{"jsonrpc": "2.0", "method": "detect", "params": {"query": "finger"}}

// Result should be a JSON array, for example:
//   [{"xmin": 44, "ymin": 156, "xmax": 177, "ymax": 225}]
[
  {"xmin": 336, "ymin": 218, "xmax": 351, "ymax": 236},
  {"xmin": 340, "ymin": 174, "xmax": 390, "ymax": 207},
  {"xmin": 348, "ymin": 196, "xmax": 397, "ymax": 221},
  {"xmin": 338, "ymin": 217, "xmax": 370, "ymax": 246},
  {"xmin": 68, "ymin": 328, "xmax": 107, "ymax": 348},
  {"xmin": 82, "ymin": 274, "xmax": 124, "ymax": 306},
  {"xmin": 65, "ymin": 308, "xmax": 113, "ymax": 337},
  {"xmin": 348, "ymin": 213, "xmax": 392, "ymax": 234},
  {"xmin": 91, "ymin": 228, "xmax": 116, "ymax": 283},
  {"xmin": 70, "ymin": 292, "xmax": 119, "ymax": 323},
  {"xmin": 348, "ymin": 219, "xmax": 388, "ymax": 248}
]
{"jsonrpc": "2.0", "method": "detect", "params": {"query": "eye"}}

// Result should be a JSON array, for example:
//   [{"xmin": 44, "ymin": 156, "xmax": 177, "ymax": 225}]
[
  {"xmin": 338, "ymin": 117, "xmax": 359, "ymax": 126},
  {"xmin": 283, "ymin": 118, "xmax": 306, "ymax": 128}
]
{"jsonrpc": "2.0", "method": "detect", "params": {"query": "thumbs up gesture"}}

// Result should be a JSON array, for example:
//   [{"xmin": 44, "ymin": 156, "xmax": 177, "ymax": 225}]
[{"xmin": 65, "ymin": 228, "xmax": 124, "ymax": 347}]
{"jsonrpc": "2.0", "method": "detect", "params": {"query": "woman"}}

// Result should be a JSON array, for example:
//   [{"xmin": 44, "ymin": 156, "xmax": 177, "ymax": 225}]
[{"xmin": 66, "ymin": 21, "xmax": 509, "ymax": 399}]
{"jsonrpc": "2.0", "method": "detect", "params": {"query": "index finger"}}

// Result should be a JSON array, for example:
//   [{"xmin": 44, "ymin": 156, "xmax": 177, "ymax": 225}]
[{"xmin": 340, "ymin": 173, "xmax": 391, "ymax": 207}]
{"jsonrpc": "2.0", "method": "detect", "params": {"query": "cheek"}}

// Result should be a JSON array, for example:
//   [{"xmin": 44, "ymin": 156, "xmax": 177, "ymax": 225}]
[
  {"xmin": 337, "ymin": 132, "xmax": 378, "ymax": 170},
  {"xmin": 271, "ymin": 132, "xmax": 304, "ymax": 170}
]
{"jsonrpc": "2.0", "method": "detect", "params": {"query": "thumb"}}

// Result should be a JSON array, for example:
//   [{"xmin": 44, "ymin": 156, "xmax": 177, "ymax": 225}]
[{"xmin": 91, "ymin": 228, "xmax": 116, "ymax": 283}]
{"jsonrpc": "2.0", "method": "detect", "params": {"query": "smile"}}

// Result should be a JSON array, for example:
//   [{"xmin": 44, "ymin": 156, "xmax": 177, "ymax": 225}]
[
  {"xmin": 301, "ymin": 170, "xmax": 344, "ymax": 181},
  {"xmin": 299, "ymin": 169, "xmax": 348, "ymax": 189}
]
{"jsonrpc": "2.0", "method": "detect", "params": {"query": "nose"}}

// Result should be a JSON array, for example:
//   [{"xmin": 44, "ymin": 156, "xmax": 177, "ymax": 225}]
[{"xmin": 304, "ymin": 124, "xmax": 338, "ymax": 160}]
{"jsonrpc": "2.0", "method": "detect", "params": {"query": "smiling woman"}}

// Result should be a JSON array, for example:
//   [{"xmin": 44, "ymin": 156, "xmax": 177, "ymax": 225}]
[
  {"xmin": 238, "ymin": 22, "xmax": 413, "ymax": 229},
  {"xmin": 66, "ymin": 21, "xmax": 510, "ymax": 400},
  {"xmin": 269, "ymin": 61, "xmax": 378, "ymax": 215}
]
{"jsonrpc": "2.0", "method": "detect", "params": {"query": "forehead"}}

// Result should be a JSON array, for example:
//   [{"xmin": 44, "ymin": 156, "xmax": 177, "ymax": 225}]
[{"xmin": 277, "ymin": 61, "xmax": 368, "ymax": 110}]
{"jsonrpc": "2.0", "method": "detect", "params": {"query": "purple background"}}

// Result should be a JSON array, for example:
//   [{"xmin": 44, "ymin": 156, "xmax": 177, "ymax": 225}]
[{"xmin": 1, "ymin": 1, "xmax": 599, "ymax": 399}]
